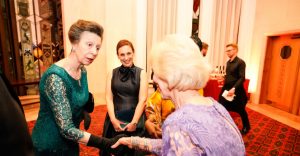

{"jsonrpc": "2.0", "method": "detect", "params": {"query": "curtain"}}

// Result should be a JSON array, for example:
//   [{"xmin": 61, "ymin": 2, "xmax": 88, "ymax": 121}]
[
  {"xmin": 146, "ymin": 0, "xmax": 177, "ymax": 51},
  {"xmin": 146, "ymin": 0, "xmax": 193, "ymax": 80},
  {"xmin": 206, "ymin": 0, "xmax": 242, "ymax": 68},
  {"xmin": 146, "ymin": 0, "xmax": 178, "ymax": 78}
]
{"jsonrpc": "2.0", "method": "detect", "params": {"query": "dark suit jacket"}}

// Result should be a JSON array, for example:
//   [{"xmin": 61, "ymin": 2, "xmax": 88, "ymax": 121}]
[{"xmin": 0, "ymin": 71, "xmax": 34, "ymax": 156}]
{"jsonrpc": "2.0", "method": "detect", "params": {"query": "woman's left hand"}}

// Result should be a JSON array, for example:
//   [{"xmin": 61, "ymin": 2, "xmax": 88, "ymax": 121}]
[{"xmin": 124, "ymin": 122, "xmax": 137, "ymax": 132}]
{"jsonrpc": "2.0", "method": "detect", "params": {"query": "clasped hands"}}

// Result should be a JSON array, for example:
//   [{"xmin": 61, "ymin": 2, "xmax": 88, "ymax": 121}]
[
  {"xmin": 102, "ymin": 134, "xmax": 130, "ymax": 155},
  {"xmin": 112, "ymin": 118, "xmax": 136, "ymax": 132}
]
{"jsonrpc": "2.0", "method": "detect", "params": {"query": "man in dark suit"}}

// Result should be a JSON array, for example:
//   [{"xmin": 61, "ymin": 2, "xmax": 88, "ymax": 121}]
[
  {"xmin": 218, "ymin": 43, "xmax": 250, "ymax": 135},
  {"xmin": 0, "ymin": 69, "xmax": 34, "ymax": 155}
]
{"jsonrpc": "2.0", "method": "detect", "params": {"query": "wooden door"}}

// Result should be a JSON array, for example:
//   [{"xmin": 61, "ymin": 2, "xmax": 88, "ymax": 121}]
[{"xmin": 266, "ymin": 34, "xmax": 300, "ymax": 113}]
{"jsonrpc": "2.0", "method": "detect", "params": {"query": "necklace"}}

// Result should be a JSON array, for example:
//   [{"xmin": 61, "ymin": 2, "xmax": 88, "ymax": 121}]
[
  {"xmin": 66, "ymin": 67, "xmax": 82, "ymax": 86},
  {"xmin": 63, "ymin": 59, "xmax": 83, "ymax": 86},
  {"xmin": 66, "ymin": 66, "xmax": 81, "ymax": 79}
]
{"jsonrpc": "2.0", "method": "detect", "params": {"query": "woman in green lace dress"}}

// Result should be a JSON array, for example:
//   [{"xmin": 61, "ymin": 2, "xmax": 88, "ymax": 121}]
[{"xmin": 31, "ymin": 20, "xmax": 126, "ymax": 156}]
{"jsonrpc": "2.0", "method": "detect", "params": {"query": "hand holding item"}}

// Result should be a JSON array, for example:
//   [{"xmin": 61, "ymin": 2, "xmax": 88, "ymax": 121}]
[
  {"xmin": 111, "ymin": 118, "xmax": 125, "ymax": 132},
  {"xmin": 227, "ymin": 87, "xmax": 235, "ymax": 96},
  {"xmin": 115, "ymin": 109, "xmax": 140, "ymax": 132},
  {"xmin": 120, "ymin": 121, "xmax": 128, "ymax": 129},
  {"xmin": 124, "ymin": 122, "xmax": 137, "ymax": 132},
  {"xmin": 222, "ymin": 90, "xmax": 236, "ymax": 102}
]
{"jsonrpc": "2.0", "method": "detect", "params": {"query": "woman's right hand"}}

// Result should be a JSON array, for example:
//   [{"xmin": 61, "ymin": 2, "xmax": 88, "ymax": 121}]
[
  {"xmin": 111, "ymin": 137, "xmax": 132, "ymax": 149},
  {"xmin": 111, "ymin": 118, "xmax": 125, "ymax": 132}
]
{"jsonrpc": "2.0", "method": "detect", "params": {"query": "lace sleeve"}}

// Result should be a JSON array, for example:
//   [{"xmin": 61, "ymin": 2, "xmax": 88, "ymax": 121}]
[
  {"xmin": 44, "ymin": 74, "xmax": 84, "ymax": 142},
  {"xmin": 148, "ymin": 139, "xmax": 162, "ymax": 155},
  {"xmin": 163, "ymin": 124, "xmax": 206, "ymax": 156}
]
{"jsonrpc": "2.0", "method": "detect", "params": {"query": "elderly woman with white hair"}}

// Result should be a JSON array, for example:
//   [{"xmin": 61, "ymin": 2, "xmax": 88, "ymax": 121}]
[{"xmin": 112, "ymin": 34, "xmax": 245, "ymax": 156}]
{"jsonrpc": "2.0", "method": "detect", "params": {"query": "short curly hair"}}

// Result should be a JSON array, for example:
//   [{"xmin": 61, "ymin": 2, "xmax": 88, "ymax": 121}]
[{"xmin": 150, "ymin": 34, "xmax": 212, "ymax": 91}]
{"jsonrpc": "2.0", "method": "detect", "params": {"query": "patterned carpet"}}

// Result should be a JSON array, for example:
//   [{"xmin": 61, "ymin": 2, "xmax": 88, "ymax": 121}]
[
  {"xmin": 28, "ymin": 105, "xmax": 300, "ymax": 156},
  {"xmin": 27, "ymin": 106, "xmax": 106, "ymax": 156},
  {"xmin": 237, "ymin": 109, "xmax": 300, "ymax": 155}
]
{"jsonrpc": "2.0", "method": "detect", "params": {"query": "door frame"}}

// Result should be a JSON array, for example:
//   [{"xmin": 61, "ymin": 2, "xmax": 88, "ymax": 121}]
[{"xmin": 260, "ymin": 30, "xmax": 300, "ymax": 115}]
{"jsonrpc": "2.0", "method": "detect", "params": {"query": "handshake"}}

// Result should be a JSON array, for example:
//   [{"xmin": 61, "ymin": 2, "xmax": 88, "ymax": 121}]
[{"xmin": 87, "ymin": 134, "xmax": 129, "ymax": 155}]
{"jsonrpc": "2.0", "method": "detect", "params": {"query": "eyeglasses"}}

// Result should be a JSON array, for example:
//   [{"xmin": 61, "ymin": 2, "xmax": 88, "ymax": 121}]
[{"xmin": 225, "ymin": 49, "xmax": 235, "ymax": 52}]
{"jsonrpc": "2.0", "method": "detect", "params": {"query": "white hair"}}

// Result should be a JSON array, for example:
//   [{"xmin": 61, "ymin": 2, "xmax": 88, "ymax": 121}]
[{"xmin": 150, "ymin": 34, "xmax": 212, "ymax": 91}]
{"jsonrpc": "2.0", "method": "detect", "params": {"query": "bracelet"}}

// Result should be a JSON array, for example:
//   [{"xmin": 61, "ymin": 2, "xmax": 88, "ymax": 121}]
[
  {"xmin": 131, "ymin": 136, "xmax": 139, "ymax": 150},
  {"xmin": 143, "ymin": 138, "xmax": 149, "ymax": 151},
  {"xmin": 132, "ymin": 122, "xmax": 137, "ymax": 127}
]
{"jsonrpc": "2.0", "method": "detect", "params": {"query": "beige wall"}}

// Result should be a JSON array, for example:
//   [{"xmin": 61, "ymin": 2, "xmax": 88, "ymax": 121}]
[
  {"xmin": 61, "ymin": 0, "xmax": 193, "ymax": 104},
  {"xmin": 199, "ymin": 0, "xmax": 300, "ymax": 104},
  {"xmin": 62, "ymin": 0, "xmax": 147, "ymax": 104},
  {"xmin": 61, "ymin": 0, "xmax": 300, "ymax": 105},
  {"xmin": 62, "ymin": 0, "xmax": 107, "ymax": 103},
  {"xmin": 239, "ymin": 0, "xmax": 300, "ymax": 104}
]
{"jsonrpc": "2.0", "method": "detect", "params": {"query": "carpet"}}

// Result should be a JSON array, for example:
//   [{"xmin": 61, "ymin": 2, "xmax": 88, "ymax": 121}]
[
  {"xmin": 27, "ymin": 105, "xmax": 106, "ymax": 156},
  {"xmin": 28, "ymin": 105, "xmax": 300, "ymax": 156},
  {"xmin": 237, "ymin": 109, "xmax": 300, "ymax": 155}
]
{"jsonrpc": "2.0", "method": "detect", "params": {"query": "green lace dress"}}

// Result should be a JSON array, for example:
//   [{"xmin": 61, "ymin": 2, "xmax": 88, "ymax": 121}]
[{"xmin": 32, "ymin": 64, "xmax": 89, "ymax": 156}]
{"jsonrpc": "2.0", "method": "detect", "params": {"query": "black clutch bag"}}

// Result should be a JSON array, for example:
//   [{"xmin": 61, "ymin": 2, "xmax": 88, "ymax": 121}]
[{"xmin": 84, "ymin": 92, "xmax": 94, "ymax": 113}]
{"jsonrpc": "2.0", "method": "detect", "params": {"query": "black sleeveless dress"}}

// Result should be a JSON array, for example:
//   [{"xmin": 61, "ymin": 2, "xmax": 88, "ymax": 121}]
[{"xmin": 101, "ymin": 65, "xmax": 146, "ymax": 156}]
